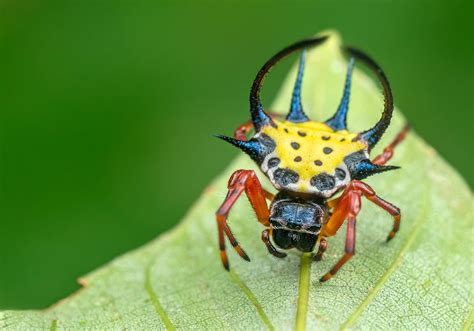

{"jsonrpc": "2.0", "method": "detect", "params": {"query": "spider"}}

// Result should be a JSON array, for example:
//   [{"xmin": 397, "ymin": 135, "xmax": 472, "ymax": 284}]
[{"xmin": 215, "ymin": 36, "xmax": 409, "ymax": 282}]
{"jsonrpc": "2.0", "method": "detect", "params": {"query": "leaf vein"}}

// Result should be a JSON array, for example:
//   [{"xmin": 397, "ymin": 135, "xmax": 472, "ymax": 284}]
[
  {"xmin": 49, "ymin": 319, "xmax": 57, "ymax": 331},
  {"xmin": 144, "ymin": 264, "xmax": 176, "ymax": 330},
  {"xmin": 228, "ymin": 271, "xmax": 275, "ymax": 331},
  {"xmin": 462, "ymin": 308, "xmax": 474, "ymax": 331},
  {"xmin": 200, "ymin": 224, "xmax": 275, "ymax": 330}
]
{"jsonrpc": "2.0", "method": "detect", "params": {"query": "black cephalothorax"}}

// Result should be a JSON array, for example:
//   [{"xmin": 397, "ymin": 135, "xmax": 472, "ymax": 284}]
[{"xmin": 269, "ymin": 192, "xmax": 329, "ymax": 253}]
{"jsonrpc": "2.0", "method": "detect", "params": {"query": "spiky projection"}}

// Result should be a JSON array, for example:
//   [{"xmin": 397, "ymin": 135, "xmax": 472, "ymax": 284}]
[
  {"xmin": 325, "ymin": 57, "xmax": 354, "ymax": 131},
  {"xmin": 286, "ymin": 50, "xmax": 309, "ymax": 123}
]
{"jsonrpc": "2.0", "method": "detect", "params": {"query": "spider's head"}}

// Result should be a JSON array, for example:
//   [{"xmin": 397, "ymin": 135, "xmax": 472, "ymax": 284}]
[
  {"xmin": 268, "ymin": 192, "xmax": 329, "ymax": 252},
  {"xmin": 217, "ymin": 36, "xmax": 399, "ymax": 197}
]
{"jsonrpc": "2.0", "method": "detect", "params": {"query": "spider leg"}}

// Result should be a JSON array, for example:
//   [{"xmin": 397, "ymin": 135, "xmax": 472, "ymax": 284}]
[
  {"xmin": 349, "ymin": 180, "xmax": 401, "ymax": 241},
  {"xmin": 261, "ymin": 229, "xmax": 287, "ymax": 258},
  {"xmin": 234, "ymin": 120, "xmax": 255, "ymax": 141},
  {"xmin": 326, "ymin": 196, "xmax": 342, "ymax": 209},
  {"xmin": 372, "ymin": 124, "xmax": 410, "ymax": 165},
  {"xmin": 320, "ymin": 191, "xmax": 361, "ymax": 282},
  {"xmin": 321, "ymin": 190, "xmax": 352, "ymax": 238},
  {"xmin": 216, "ymin": 169, "xmax": 270, "ymax": 270},
  {"xmin": 313, "ymin": 238, "xmax": 328, "ymax": 261},
  {"xmin": 263, "ymin": 189, "xmax": 275, "ymax": 201},
  {"xmin": 320, "ymin": 179, "xmax": 401, "ymax": 281}
]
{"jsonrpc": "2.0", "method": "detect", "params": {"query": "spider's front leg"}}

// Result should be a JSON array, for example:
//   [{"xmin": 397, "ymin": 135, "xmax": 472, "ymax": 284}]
[
  {"xmin": 372, "ymin": 124, "xmax": 410, "ymax": 166},
  {"xmin": 216, "ymin": 169, "xmax": 273, "ymax": 270},
  {"xmin": 351, "ymin": 181, "xmax": 401, "ymax": 241},
  {"xmin": 320, "ymin": 180, "xmax": 401, "ymax": 282},
  {"xmin": 320, "ymin": 188, "xmax": 361, "ymax": 282}
]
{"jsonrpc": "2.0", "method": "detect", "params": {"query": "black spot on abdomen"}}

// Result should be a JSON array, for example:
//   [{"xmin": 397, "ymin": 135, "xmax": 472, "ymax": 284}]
[
  {"xmin": 291, "ymin": 142, "xmax": 300, "ymax": 150},
  {"xmin": 267, "ymin": 157, "xmax": 280, "ymax": 168},
  {"xmin": 310, "ymin": 173, "xmax": 336, "ymax": 191},
  {"xmin": 274, "ymin": 168, "xmax": 299, "ymax": 187},
  {"xmin": 323, "ymin": 147, "xmax": 333, "ymax": 154},
  {"xmin": 335, "ymin": 168, "xmax": 346, "ymax": 180}
]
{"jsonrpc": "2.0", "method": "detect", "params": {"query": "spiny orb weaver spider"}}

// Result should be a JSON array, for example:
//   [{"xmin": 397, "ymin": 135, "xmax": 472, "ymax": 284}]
[{"xmin": 215, "ymin": 36, "xmax": 409, "ymax": 282}]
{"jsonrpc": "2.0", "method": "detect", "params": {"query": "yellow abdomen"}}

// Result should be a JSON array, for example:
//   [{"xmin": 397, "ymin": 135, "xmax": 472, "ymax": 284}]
[{"xmin": 258, "ymin": 119, "xmax": 367, "ymax": 197}]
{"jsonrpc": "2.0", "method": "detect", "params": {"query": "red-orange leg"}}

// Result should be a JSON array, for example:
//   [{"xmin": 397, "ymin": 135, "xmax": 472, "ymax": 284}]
[
  {"xmin": 320, "ymin": 180, "xmax": 401, "ymax": 281},
  {"xmin": 313, "ymin": 238, "xmax": 328, "ymax": 261},
  {"xmin": 326, "ymin": 196, "xmax": 342, "ymax": 209},
  {"xmin": 234, "ymin": 120, "xmax": 255, "ymax": 141},
  {"xmin": 320, "ymin": 191, "xmax": 361, "ymax": 282},
  {"xmin": 372, "ymin": 124, "xmax": 410, "ymax": 165},
  {"xmin": 350, "ymin": 181, "xmax": 401, "ymax": 241},
  {"xmin": 263, "ymin": 190, "xmax": 275, "ymax": 201},
  {"xmin": 215, "ymin": 169, "xmax": 270, "ymax": 270}
]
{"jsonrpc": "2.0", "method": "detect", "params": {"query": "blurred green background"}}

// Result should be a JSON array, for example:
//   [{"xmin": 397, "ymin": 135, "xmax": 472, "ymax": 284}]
[{"xmin": 0, "ymin": 1, "xmax": 472, "ymax": 309}]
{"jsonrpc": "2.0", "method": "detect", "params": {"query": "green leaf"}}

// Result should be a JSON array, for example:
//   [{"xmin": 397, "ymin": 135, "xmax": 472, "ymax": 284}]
[{"xmin": 1, "ymin": 31, "xmax": 472, "ymax": 331}]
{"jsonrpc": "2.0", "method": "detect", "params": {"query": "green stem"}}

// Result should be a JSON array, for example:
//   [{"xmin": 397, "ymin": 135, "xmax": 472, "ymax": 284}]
[{"xmin": 295, "ymin": 253, "xmax": 312, "ymax": 331}]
